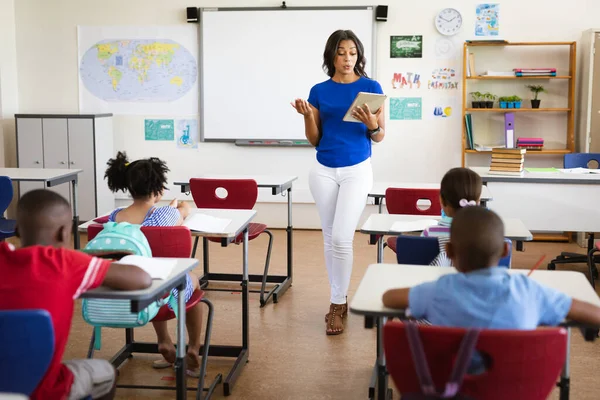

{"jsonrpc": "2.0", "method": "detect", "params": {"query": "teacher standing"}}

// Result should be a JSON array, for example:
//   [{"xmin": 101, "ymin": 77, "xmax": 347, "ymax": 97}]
[{"xmin": 292, "ymin": 29, "xmax": 385, "ymax": 335}]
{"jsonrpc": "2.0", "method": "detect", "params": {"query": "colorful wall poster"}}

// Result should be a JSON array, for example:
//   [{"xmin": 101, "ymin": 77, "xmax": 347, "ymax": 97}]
[
  {"xmin": 389, "ymin": 97, "xmax": 422, "ymax": 120},
  {"xmin": 432, "ymin": 104, "xmax": 454, "ymax": 118},
  {"xmin": 390, "ymin": 36, "xmax": 423, "ymax": 58},
  {"xmin": 428, "ymin": 68, "xmax": 459, "ymax": 90},
  {"xmin": 175, "ymin": 119, "xmax": 199, "ymax": 149},
  {"xmin": 475, "ymin": 4, "xmax": 499, "ymax": 37},
  {"xmin": 144, "ymin": 119, "xmax": 174, "ymax": 141},
  {"xmin": 391, "ymin": 72, "xmax": 422, "ymax": 89}
]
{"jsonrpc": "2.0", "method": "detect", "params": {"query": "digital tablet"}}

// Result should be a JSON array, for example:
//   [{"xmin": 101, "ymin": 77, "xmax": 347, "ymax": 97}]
[{"xmin": 343, "ymin": 92, "xmax": 387, "ymax": 123}]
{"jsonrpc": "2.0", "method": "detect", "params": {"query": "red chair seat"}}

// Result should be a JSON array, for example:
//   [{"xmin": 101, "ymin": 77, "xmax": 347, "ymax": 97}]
[
  {"xmin": 152, "ymin": 289, "xmax": 205, "ymax": 322},
  {"xmin": 207, "ymin": 222, "xmax": 267, "ymax": 244},
  {"xmin": 386, "ymin": 236, "xmax": 397, "ymax": 253},
  {"xmin": 596, "ymin": 242, "xmax": 600, "ymax": 251}
]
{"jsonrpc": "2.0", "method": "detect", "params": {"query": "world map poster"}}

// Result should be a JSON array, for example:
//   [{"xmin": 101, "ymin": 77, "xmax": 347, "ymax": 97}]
[{"xmin": 78, "ymin": 26, "xmax": 199, "ymax": 114}]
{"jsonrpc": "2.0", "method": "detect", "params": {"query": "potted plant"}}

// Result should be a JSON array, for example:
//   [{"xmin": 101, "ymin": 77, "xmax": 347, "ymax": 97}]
[
  {"xmin": 499, "ymin": 96, "xmax": 509, "ymax": 109},
  {"xmin": 511, "ymin": 95, "xmax": 522, "ymax": 109},
  {"xmin": 470, "ymin": 91, "xmax": 483, "ymax": 108},
  {"xmin": 526, "ymin": 84, "xmax": 546, "ymax": 108},
  {"xmin": 483, "ymin": 93, "xmax": 497, "ymax": 108}
]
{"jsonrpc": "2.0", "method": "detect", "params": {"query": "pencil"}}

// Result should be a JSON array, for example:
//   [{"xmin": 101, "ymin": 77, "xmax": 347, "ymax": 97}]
[{"xmin": 527, "ymin": 255, "xmax": 546, "ymax": 277}]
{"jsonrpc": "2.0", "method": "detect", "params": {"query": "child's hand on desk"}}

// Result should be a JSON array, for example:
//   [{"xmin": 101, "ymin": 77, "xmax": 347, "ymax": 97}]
[{"xmin": 177, "ymin": 201, "xmax": 191, "ymax": 219}]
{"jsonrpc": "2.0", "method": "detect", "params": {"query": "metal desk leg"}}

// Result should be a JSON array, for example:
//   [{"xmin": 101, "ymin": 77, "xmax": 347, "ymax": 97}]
[
  {"xmin": 175, "ymin": 281, "xmax": 187, "ymax": 400},
  {"xmin": 71, "ymin": 179, "xmax": 80, "ymax": 249},
  {"xmin": 377, "ymin": 316, "xmax": 391, "ymax": 400},
  {"xmin": 377, "ymin": 235, "xmax": 384, "ymax": 264},
  {"xmin": 272, "ymin": 187, "xmax": 293, "ymax": 303},
  {"xmin": 558, "ymin": 327, "xmax": 571, "ymax": 400}
]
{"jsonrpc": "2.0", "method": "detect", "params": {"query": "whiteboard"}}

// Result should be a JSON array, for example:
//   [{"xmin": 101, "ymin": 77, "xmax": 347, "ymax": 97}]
[{"xmin": 199, "ymin": 7, "xmax": 375, "ymax": 141}]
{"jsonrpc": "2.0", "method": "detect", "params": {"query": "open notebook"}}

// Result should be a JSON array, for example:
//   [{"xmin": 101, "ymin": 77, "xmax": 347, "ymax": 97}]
[
  {"xmin": 183, "ymin": 213, "xmax": 232, "ymax": 233},
  {"xmin": 389, "ymin": 219, "xmax": 438, "ymax": 233},
  {"xmin": 114, "ymin": 255, "xmax": 176, "ymax": 280}
]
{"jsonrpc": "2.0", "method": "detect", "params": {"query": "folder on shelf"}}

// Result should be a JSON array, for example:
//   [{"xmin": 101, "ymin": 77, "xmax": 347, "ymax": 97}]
[{"xmin": 504, "ymin": 113, "xmax": 515, "ymax": 148}]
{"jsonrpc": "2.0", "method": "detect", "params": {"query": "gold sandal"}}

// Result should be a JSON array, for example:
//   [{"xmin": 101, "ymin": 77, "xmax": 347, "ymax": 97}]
[
  {"xmin": 325, "ymin": 296, "xmax": 348, "ymax": 322},
  {"xmin": 326, "ymin": 303, "xmax": 348, "ymax": 335}
]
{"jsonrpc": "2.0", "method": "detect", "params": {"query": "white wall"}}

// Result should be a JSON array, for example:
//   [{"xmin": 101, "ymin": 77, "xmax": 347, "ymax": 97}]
[
  {"xmin": 0, "ymin": 0, "xmax": 18, "ymax": 168},
  {"xmin": 10, "ymin": 0, "xmax": 600, "ymax": 227}
]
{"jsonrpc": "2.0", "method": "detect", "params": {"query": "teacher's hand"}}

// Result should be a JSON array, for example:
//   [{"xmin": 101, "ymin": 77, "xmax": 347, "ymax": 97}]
[
  {"xmin": 291, "ymin": 99, "xmax": 313, "ymax": 118},
  {"xmin": 353, "ymin": 104, "xmax": 382, "ymax": 131}
]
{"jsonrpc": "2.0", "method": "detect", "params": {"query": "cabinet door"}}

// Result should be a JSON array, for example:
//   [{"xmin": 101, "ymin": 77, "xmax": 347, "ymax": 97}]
[
  {"xmin": 591, "ymin": 34, "xmax": 600, "ymax": 153},
  {"xmin": 68, "ymin": 118, "xmax": 96, "ymax": 221},
  {"xmin": 16, "ymin": 118, "xmax": 44, "ymax": 195},
  {"xmin": 42, "ymin": 118, "xmax": 71, "ymax": 203}
]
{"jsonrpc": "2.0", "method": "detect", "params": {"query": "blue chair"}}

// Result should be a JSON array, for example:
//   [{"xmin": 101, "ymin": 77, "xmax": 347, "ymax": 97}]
[
  {"xmin": 0, "ymin": 176, "xmax": 17, "ymax": 240},
  {"xmin": 0, "ymin": 310, "xmax": 55, "ymax": 396},
  {"xmin": 396, "ymin": 236, "xmax": 513, "ymax": 268},
  {"xmin": 548, "ymin": 153, "xmax": 600, "ymax": 285}
]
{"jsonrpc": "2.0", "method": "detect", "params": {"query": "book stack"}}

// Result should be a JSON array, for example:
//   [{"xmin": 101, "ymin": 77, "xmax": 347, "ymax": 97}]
[
  {"xmin": 489, "ymin": 148, "xmax": 526, "ymax": 176},
  {"xmin": 513, "ymin": 68, "xmax": 557, "ymax": 77},
  {"xmin": 516, "ymin": 137, "xmax": 544, "ymax": 150}
]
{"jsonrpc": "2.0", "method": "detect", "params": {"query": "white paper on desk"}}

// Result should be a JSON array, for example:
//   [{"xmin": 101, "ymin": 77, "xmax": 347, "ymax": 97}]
[
  {"xmin": 115, "ymin": 255, "xmax": 176, "ymax": 280},
  {"xmin": 558, "ymin": 168, "xmax": 600, "ymax": 174},
  {"xmin": 183, "ymin": 213, "xmax": 232, "ymax": 233},
  {"xmin": 389, "ymin": 219, "xmax": 438, "ymax": 233}
]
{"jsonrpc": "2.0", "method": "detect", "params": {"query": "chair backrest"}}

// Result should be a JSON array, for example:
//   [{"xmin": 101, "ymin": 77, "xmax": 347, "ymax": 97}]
[
  {"xmin": 0, "ymin": 309, "xmax": 54, "ymax": 396},
  {"xmin": 385, "ymin": 188, "xmax": 442, "ymax": 216},
  {"xmin": 396, "ymin": 235, "xmax": 441, "ymax": 265},
  {"xmin": 384, "ymin": 321, "xmax": 567, "ymax": 400},
  {"xmin": 189, "ymin": 178, "xmax": 258, "ymax": 210},
  {"xmin": 0, "ymin": 176, "xmax": 14, "ymax": 216},
  {"xmin": 564, "ymin": 153, "xmax": 600, "ymax": 169},
  {"xmin": 396, "ymin": 234, "xmax": 513, "ymax": 268},
  {"xmin": 88, "ymin": 224, "xmax": 192, "ymax": 257}
]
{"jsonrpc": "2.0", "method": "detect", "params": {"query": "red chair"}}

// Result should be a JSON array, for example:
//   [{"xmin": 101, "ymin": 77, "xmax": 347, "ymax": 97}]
[
  {"xmin": 189, "ymin": 178, "xmax": 274, "ymax": 307},
  {"xmin": 384, "ymin": 321, "xmax": 567, "ymax": 400},
  {"xmin": 384, "ymin": 188, "xmax": 441, "ymax": 253},
  {"xmin": 86, "ymin": 225, "xmax": 218, "ymax": 399}
]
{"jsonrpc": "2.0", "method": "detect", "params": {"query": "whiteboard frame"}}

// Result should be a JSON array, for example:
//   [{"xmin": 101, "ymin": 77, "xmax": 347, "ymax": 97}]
[{"xmin": 198, "ymin": 6, "xmax": 377, "ymax": 142}]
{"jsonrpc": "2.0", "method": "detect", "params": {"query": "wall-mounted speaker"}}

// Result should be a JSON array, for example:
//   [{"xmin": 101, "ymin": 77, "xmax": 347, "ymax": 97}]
[
  {"xmin": 375, "ymin": 5, "xmax": 388, "ymax": 22},
  {"xmin": 187, "ymin": 7, "xmax": 199, "ymax": 23}
]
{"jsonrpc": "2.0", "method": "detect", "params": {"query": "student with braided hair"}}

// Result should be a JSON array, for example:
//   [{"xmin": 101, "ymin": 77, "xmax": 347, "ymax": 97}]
[{"xmin": 104, "ymin": 151, "xmax": 203, "ymax": 377}]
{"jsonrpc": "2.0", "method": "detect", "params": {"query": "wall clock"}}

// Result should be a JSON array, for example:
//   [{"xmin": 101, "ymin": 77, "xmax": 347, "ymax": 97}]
[{"xmin": 435, "ymin": 8, "xmax": 462, "ymax": 36}]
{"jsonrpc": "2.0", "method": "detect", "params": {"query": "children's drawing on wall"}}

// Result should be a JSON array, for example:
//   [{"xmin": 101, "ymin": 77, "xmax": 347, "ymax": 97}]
[
  {"xmin": 176, "ymin": 119, "xmax": 199, "ymax": 149},
  {"xmin": 390, "ymin": 36, "xmax": 423, "ymax": 58},
  {"xmin": 475, "ymin": 4, "xmax": 499, "ymax": 37},
  {"xmin": 432, "ymin": 105, "xmax": 454, "ymax": 118},
  {"xmin": 389, "ymin": 97, "xmax": 422, "ymax": 120},
  {"xmin": 391, "ymin": 72, "xmax": 421, "ymax": 89},
  {"xmin": 144, "ymin": 119, "xmax": 174, "ymax": 141},
  {"xmin": 428, "ymin": 68, "xmax": 459, "ymax": 90}
]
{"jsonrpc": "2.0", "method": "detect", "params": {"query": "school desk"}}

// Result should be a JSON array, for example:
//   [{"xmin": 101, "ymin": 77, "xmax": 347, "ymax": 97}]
[
  {"xmin": 369, "ymin": 182, "xmax": 493, "ymax": 212},
  {"xmin": 80, "ymin": 257, "xmax": 199, "ymax": 400},
  {"xmin": 82, "ymin": 208, "xmax": 256, "ymax": 397},
  {"xmin": 174, "ymin": 175, "xmax": 297, "ymax": 304},
  {"xmin": 360, "ymin": 214, "xmax": 533, "ymax": 263},
  {"xmin": 0, "ymin": 168, "xmax": 82, "ymax": 249},
  {"xmin": 349, "ymin": 264, "xmax": 600, "ymax": 400}
]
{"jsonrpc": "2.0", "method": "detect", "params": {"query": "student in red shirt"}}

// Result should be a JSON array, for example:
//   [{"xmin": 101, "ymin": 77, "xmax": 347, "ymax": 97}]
[{"xmin": 0, "ymin": 190, "xmax": 152, "ymax": 400}]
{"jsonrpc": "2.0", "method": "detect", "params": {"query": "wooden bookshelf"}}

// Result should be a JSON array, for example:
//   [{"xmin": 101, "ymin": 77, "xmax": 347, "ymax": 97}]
[{"xmin": 462, "ymin": 41, "xmax": 576, "ymax": 166}]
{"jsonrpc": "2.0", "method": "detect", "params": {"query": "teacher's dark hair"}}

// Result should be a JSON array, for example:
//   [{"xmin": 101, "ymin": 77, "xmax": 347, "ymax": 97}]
[{"xmin": 322, "ymin": 30, "xmax": 368, "ymax": 78}]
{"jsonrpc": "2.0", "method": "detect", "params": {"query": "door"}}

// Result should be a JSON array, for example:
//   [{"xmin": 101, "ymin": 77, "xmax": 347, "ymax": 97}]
[
  {"xmin": 590, "ymin": 33, "xmax": 600, "ymax": 152},
  {"xmin": 16, "ymin": 118, "xmax": 44, "ymax": 196},
  {"xmin": 42, "ymin": 118, "xmax": 71, "ymax": 203},
  {"xmin": 68, "ymin": 118, "xmax": 95, "ymax": 221}
]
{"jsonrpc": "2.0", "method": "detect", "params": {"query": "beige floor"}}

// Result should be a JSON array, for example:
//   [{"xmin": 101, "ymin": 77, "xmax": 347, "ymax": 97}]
[{"xmin": 18, "ymin": 230, "xmax": 600, "ymax": 399}]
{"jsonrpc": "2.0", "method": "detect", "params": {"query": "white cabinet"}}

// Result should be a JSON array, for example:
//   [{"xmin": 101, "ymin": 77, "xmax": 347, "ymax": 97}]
[
  {"xmin": 15, "ymin": 114, "xmax": 114, "ymax": 221},
  {"xmin": 577, "ymin": 29, "xmax": 600, "ymax": 153}
]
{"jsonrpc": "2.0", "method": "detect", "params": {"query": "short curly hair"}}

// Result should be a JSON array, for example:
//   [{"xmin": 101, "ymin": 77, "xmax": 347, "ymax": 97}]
[{"xmin": 104, "ymin": 151, "xmax": 169, "ymax": 199}]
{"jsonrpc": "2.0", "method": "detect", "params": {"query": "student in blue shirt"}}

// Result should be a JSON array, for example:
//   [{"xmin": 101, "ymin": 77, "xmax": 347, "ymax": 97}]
[
  {"xmin": 292, "ymin": 29, "xmax": 385, "ymax": 335},
  {"xmin": 382, "ymin": 206, "xmax": 600, "ymax": 330}
]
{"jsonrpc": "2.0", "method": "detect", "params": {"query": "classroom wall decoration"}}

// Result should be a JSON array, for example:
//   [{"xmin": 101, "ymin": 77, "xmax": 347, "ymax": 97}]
[
  {"xmin": 475, "ymin": 4, "xmax": 500, "ymax": 37},
  {"xmin": 389, "ymin": 97, "xmax": 422, "ymax": 120},
  {"xmin": 176, "ymin": 119, "xmax": 199, "ymax": 149},
  {"xmin": 390, "ymin": 35, "xmax": 423, "ymax": 58},
  {"xmin": 78, "ymin": 26, "xmax": 199, "ymax": 115},
  {"xmin": 428, "ymin": 68, "xmax": 459, "ymax": 89},
  {"xmin": 434, "ymin": 37, "xmax": 457, "ymax": 59},
  {"xmin": 391, "ymin": 72, "xmax": 422, "ymax": 89},
  {"xmin": 432, "ymin": 105, "xmax": 454, "ymax": 118},
  {"xmin": 144, "ymin": 119, "xmax": 174, "ymax": 141}
]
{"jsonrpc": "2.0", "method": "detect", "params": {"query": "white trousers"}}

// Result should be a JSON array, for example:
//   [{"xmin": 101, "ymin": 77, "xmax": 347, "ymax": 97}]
[{"xmin": 309, "ymin": 158, "xmax": 373, "ymax": 304}]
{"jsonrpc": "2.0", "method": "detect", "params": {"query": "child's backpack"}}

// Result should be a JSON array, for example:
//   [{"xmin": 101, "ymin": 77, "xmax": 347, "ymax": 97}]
[
  {"xmin": 81, "ymin": 222, "xmax": 178, "ymax": 350},
  {"xmin": 401, "ymin": 322, "xmax": 479, "ymax": 400}
]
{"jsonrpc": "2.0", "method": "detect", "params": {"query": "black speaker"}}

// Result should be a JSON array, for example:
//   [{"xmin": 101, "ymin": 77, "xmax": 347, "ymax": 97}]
[
  {"xmin": 187, "ymin": 7, "xmax": 199, "ymax": 23},
  {"xmin": 375, "ymin": 5, "xmax": 388, "ymax": 22}
]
